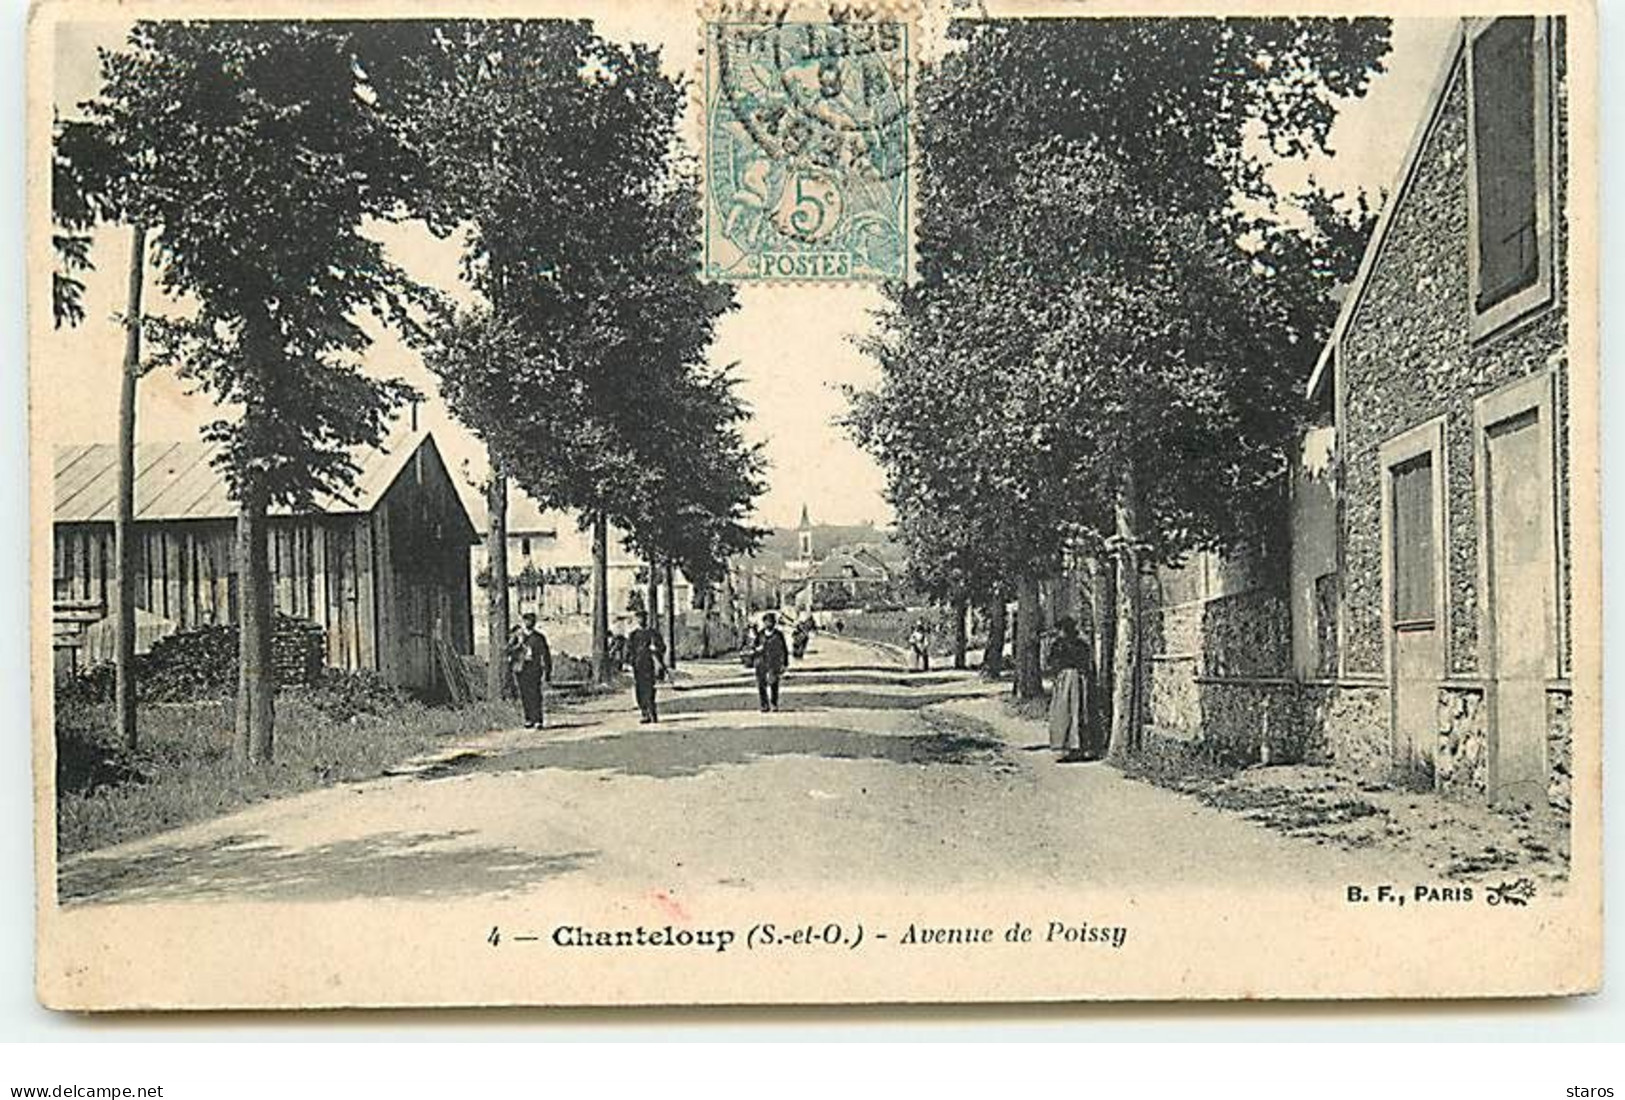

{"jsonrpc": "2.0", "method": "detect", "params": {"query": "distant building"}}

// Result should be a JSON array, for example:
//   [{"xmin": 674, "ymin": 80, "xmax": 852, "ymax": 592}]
[
  {"xmin": 52, "ymin": 429, "xmax": 477, "ymax": 694},
  {"xmin": 797, "ymin": 504, "xmax": 814, "ymax": 561},
  {"xmin": 466, "ymin": 487, "xmax": 694, "ymax": 658},
  {"xmin": 774, "ymin": 505, "xmax": 907, "ymax": 610},
  {"xmin": 1139, "ymin": 17, "xmax": 1572, "ymax": 819}
]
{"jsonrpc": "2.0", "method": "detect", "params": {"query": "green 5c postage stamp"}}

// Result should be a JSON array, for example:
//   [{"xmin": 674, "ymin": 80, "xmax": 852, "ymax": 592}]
[{"xmin": 704, "ymin": 16, "xmax": 910, "ymax": 281}]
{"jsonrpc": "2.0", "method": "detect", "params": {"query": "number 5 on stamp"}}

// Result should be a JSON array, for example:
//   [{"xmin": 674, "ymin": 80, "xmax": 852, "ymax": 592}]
[{"xmin": 703, "ymin": 16, "xmax": 911, "ymax": 281}]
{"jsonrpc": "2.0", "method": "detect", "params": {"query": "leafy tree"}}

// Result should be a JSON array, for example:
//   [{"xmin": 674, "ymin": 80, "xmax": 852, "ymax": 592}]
[
  {"xmin": 396, "ymin": 21, "xmax": 743, "ymax": 686},
  {"xmin": 85, "ymin": 21, "xmax": 431, "ymax": 761},
  {"xmin": 855, "ymin": 17, "xmax": 1389, "ymax": 726},
  {"xmin": 50, "ymin": 115, "xmax": 118, "ymax": 329},
  {"xmin": 620, "ymin": 362, "xmax": 768, "ymax": 604},
  {"xmin": 851, "ymin": 266, "xmax": 1082, "ymax": 697}
]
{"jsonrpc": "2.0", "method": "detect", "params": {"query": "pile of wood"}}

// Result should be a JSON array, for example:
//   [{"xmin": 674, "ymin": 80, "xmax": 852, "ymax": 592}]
[
  {"xmin": 271, "ymin": 615, "xmax": 325, "ymax": 686},
  {"xmin": 436, "ymin": 636, "xmax": 476, "ymax": 706}
]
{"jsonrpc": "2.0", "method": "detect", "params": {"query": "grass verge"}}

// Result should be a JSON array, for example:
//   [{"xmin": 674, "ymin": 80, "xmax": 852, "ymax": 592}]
[{"xmin": 55, "ymin": 691, "xmax": 516, "ymax": 857}]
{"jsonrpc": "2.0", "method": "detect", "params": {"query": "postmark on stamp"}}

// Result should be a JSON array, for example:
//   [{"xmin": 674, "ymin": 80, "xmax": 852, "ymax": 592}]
[{"xmin": 703, "ymin": 13, "xmax": 910, "ymax": 281}]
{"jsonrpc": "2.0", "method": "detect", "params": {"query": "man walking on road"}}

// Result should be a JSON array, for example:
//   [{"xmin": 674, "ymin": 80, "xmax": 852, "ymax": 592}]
[
  {"xmin": 508, "ymin": 612, "xmax": 553, "ymax": 729},
  {"xmin": 627, "ymin": 610, "xmax": 667, "ymax": 724},
  {"xmin": 753, "ymin": 612, "xmax": 790, "ymax": 713},
  {"xmin": 909, "ymin": 618, "xmax": 932, "ymax": 673}
]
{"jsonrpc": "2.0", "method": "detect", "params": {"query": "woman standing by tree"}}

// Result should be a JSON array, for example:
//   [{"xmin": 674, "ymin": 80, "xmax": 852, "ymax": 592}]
[{"xmin": 1047, "ymin": 617, "xmax": 1095, "ymax": 763}]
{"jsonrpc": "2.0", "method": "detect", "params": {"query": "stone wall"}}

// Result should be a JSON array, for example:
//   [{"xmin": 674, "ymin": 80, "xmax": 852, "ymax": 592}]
[
  {"xmin": 1143, "ymin": 573, "xmax": 1309, "ymax": 763},
  {"xmin": 1194, "ymin": 680, "xmax": 1312, "ymax": 766},
  {"xmin": 1144, "ymin": 557, "xmax": 1287, "ymax": 730},
  {"xmin": 1435, "ymin": 684, "xmax": 1488, "ymax": 799},
  {"xmin": 1147, "ymin": 655, "xmax": 1200, "ymax": 741},
  {"xmin": 1303, "ymin": 682, "xmax": 1390, "ymax": 780},
  {"xmin": 1200, "ymin": 590, "xmax": 1292, "ymax": 678}
]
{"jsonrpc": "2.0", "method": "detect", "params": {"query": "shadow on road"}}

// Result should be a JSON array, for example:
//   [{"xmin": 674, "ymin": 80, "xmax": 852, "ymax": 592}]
[
  {"xmin": 417, "ymin": 722, "xmax": 1007, "ymax": 782},
  {"xmin": 657, "ymin": 687, "xmax": 982, "ymax": 717},
  {"xmin": 60, "ymin": 829, "xmax": 597, "ymax": 906},
  {"xmin": 673, "ymin": 670, "xmax": 970, "ymax": 692}
]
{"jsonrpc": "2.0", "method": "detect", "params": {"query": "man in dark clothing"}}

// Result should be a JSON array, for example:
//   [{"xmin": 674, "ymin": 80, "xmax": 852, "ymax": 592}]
[
  {"xmin": 753, "ymin": 612, "xmax": 790, "ymax": 713},
  {"xmin": 627, "ymin": 610, "xmax": 667, "ymax": 724},
  {"xmin": 508, "ymin": 612, "xmax": 553, "ymax": 729}
]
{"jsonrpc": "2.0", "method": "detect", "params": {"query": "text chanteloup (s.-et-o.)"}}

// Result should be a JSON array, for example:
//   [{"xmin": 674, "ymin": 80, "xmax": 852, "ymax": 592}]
[{"xmin": 551, "ymin": 924, "xmax": 737, "ymax": 952}]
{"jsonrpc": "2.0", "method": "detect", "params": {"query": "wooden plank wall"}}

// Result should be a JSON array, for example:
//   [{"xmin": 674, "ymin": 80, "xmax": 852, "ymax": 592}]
[
  {"xmin": 372, "ymin": 508, "xmax": 400, "ymax": 684},
  {"xmin": 54, "ymin": 518, "xmax": 387, "ymax": 678},
  {"xmin": 52, "ymin": 526, "xmax": 110, "ymax": 607}
]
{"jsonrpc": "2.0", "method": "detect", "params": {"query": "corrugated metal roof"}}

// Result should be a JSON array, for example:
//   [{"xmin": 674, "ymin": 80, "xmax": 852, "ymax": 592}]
[{"xmin": 54, "ymin": 426, "xmax": 430, "ymax": 523}]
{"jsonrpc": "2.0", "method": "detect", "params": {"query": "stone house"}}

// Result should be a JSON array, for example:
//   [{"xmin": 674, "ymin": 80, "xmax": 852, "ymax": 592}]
[{"xmin": 1142, "ymin": 16, "xmax": 1571, "ymax": 819}]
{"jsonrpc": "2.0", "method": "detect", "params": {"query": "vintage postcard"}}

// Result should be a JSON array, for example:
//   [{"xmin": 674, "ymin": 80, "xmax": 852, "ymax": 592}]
[{"xmin": 29, "ymin": 0, "xmax": 1600, "ymax": 1009}]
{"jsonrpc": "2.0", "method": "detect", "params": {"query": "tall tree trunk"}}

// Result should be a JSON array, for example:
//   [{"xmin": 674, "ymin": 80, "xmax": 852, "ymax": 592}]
[
  {"xmin": 647, "ymin": 557, "xmax": 662, "ymax": 638},
  {"xmin": 664, "ymin": 561, "xmax": 678, "ymax": 670},
  {"xmin": 719, "ymin": 560, "xmax": 737, "ymax": 651},
  {"xmin": 233, "ymin": 321, "xmax": 277, "ymax": 764},
  {"xmin": 236, "ymin": 479, "xmax": 275, "ymax": 763},
  {"xmin": 114, "ymin": 223, "xmax": 146, "ymax": 751},
  {"xmin": 1108, "ymin": 468, "xmax": 1144, "ymax": 761},
  {"xmin": 700, "ymin": 587, "xmax": 714, "ymax": 659},
  {"xmin": 590, "ymin": 511, "xmax": 610, "ymax": 685},
  {"xmin": 982, "ymin": 598, "xmax": 1006, "ymax": 678},
  {"xmin": 1014, "ymin": 573, "xmax": 1044, "ymax": 699},
  {"xmin": 1089, "ymin": 555, "xmax": 1116, "ymax": 737},
  {"xmin": 484, "ymin": 457, "xmax": 510, "ymax": 702},
  {"xmin": 950, "ymin": 596, "xmax": 968, "ymax": 670}
]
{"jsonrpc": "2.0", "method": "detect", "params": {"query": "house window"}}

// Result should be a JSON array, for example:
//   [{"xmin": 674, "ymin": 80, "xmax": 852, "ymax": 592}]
[
  {"xmin": 1467, "ymin": 17, "xmax": 1554, "ymax": 337},
  {"xmin": 1390, "ymin": 453, "xmax": 1436, "ymax": 627},
  {"xmin": 520, "ymin": 536, "xmax": 532, "ymax": 558}
]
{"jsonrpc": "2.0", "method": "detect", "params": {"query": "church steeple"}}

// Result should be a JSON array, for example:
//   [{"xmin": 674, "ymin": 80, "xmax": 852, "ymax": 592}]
[{"xmin": 797, "ymin": 504, "xmax": 813, "ymax": 561}]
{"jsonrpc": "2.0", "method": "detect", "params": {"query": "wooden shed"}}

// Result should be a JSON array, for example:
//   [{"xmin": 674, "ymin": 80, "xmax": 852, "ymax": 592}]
[{"xmin": 52, "ymin": 428, "xmax": 478, "ymax": 695}]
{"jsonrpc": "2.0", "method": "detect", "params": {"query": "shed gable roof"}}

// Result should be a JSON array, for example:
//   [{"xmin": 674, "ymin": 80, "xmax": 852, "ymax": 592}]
[{"xmin": 53, "ymin": 427, "xmax": 465, "ymax": 527}]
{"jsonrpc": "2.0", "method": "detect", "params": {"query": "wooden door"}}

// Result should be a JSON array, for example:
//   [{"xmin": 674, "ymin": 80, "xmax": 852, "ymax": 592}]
[
  {"xmin": 1485, "ymin": 409, "xmax": 1550, "ymax": 807},
  {"xmin": 1390, "ymin": 453, "xmax": 1441, "ymax": 782},
  {"xmin": 400, "ymin": 583, "xmax": 434, "ymax": 693}
]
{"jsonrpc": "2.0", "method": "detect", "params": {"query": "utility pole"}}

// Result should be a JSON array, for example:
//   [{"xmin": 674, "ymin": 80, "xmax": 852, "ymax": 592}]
[
  {"xmin": 114, "ymin": 223, "xmax": 146, "ymax": 750},
  {"xmin": 485, "ymin": 457, "xmax": 510, "ymax": 702}
]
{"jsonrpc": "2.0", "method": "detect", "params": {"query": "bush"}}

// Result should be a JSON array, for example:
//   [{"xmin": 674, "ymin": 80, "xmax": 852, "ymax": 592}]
[
  {"xmin": 57, "ymin": 615, "xmax": 327, "ymax": 707},
  {"xmin": 552, "ymin": 653, "xmax": 593, "ymax": 682},
  {"xmin": 55, "ymin": 708, "xmax": 148, "ymax": 798},
  {"xmin": 285, "ymin": 669, "xmax": 412, "ymax": 722}
]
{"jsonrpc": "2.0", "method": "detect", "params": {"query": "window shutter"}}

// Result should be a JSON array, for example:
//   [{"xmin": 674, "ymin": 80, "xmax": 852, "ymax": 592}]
[
  {"xmin": 1391, "ymin": 455, "xmax": 1436, "ymax": 626},
  {"xmin": 1472, "ymin": 17, "xmax": 1540, "ymax": 311}
]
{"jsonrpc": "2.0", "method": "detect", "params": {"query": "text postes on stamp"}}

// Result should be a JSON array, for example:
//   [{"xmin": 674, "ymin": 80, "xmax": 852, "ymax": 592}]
[{"xmin": 704, "ymin": 16, "xmax": 909, "ymax": 282}]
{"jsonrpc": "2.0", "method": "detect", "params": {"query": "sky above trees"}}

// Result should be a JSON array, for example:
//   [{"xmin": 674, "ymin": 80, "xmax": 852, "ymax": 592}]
[{"xmin": 44, "ymin": 15, "xmax": 1457, "ymax": 531}]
